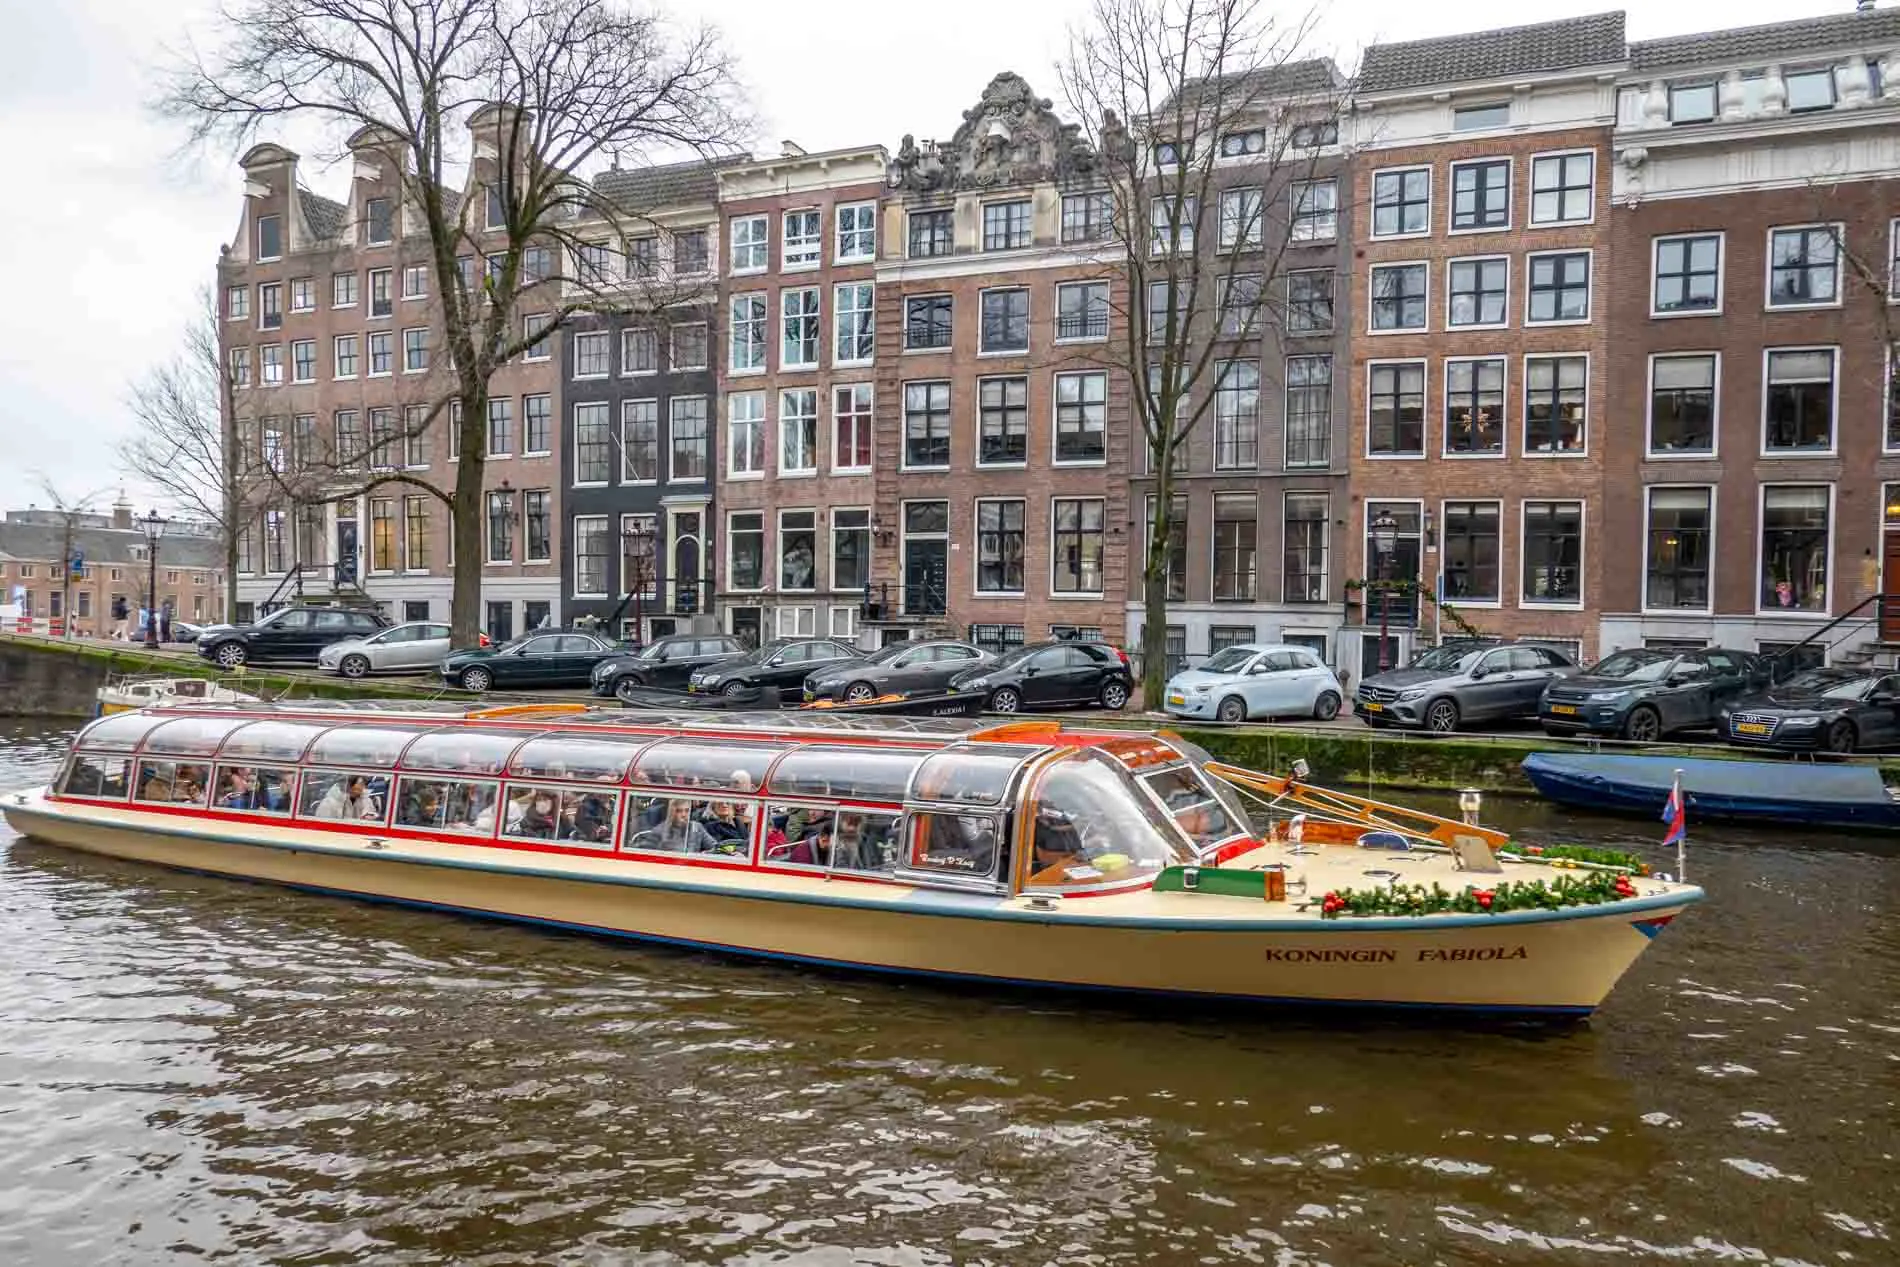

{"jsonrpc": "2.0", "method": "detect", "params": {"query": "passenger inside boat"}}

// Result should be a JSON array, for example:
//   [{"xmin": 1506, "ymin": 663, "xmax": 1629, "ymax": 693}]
[
  {"xmin": 62, "ymin": 755, "xmax": 129, "ymax": 798},
  {"xmin": 394, "ymin": 778, "xmax": 499, "ymax": 833},
  {"xmin": 302, "ymin": 772, "xmax": 385, "ymax": 821},
  {"xmin": 136, "ymin": 760, "xmax": 210, "ymax": 806},
  {"xmin": 627, "ymin": 797, "xmax": 721, "ymax": 855},
  {"xmin": 1022, "ymin": 753, "xmax": 1195, "ymax": 888},
  {"xmin": 215, "ymin": 766, "xmax": 293, "ymax": 812}
]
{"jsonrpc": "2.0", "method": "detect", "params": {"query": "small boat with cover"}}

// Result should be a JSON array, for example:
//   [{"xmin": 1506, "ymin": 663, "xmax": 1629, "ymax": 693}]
[
  {"xmin": 1521, "ymin": 751, "xmax": 1900, "ymax": 831},
  {"xmin": 4, "ymin": 702, "xmax": 1701, "ymax": 1016}
]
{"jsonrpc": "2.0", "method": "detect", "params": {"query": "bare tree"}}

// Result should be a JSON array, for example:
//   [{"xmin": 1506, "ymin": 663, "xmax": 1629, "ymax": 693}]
[
  {"xmin": 160, "ymin": 0, "xmax": 746, "ymax": 642},
  {"xmin": 1060, "ymin": 0, "xmax": 1342, "ymax": 700},
  {"xmin": 30, "ymin": 478, "xmax": 117, "ymax": 634}
]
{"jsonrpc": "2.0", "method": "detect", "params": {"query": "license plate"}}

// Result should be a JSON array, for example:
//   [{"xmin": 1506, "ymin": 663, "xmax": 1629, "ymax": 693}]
[
  {"xmin": 1361, "ymin": 701, "xmax": 1383, "ymax": 713},
  {"xmin": 1735, "ymin": 721, "xmax": 1770, "ymax": 735},
  {"xmin": 1167, "ymin": 694, "xmax": 1185, "ymax": 706},
  {"xmin": 1550, "ymin": 704, "xmax": 1578, "ymax": 716}
]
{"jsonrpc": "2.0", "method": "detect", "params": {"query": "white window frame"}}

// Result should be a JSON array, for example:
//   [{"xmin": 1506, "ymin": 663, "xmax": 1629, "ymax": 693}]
[
  {"xmin": 1052, "ymin": 370, "xmax": 1109, "ymax": 468},
  {"xmin": 729, "ymin": 292, "xmax": 767, "ymax": 375},
  {"xmin": 1524, "ymin": 248, "xmax": 1594, "ymax": 327},
  {"xmin": 1518, "ymin": 500, "xmax": 1587, "ymax": 611},
  {"xmin": 1369, "ymin": 165, "xmax": 1432, "ymax": 241},
  {"xmin": 621, "ymin": 398, "xmax": 659, "ymax": 485},
  {"xmin": 778, "ymin": 509, "xmax": 819, "ymax": 594},
  {"xmin": 1764, "ymin": 223, "xmax": 1845, "ymax": 311},
  {"xmin": 781, "ymin": 209, "xmax": 822, "ymax": 270},
  {"xmin": 572, "ymin": 329, "xmax": 611, "ymax": 380},
  {"xmin": 332, "ymin": 272, "xmax": 358, "ymax": 309},
  {"xmin": 1218, "ymin": 185, "xmax": 1265, "ymax": 251},
  {"xmin": 977, "ymin": 286, "xmax": 1031, "ymax": 356},
  {"xmin": 974, "ymin": 497, "xmax": 1028, "ymax": 597},
  {"xmin": 1055, "ymin": 280, "xmax": 1111, "ymax": 344},
  {"xmin": 401, "ymin": 327, "xmax": 429, "ymax": 374},
  {"xmin": 1888, "ymin": 217, "xmax": 1900, "ymax": 301},
  {"xmin": 1650, "ymin": 231, "xmax": 1726, "ymax": 319},
  {"xmin": 1048, "ymin": 496, "xmax": 1107, "ymax": 599},
  {"xmin": 620, "ymin": 326, "xmax": 658, "ymax": 377},
  {"xmin": 831, "ymin": 382, "xmax": 874, "ymax": 476},
  {"xmin": 571, "ymin": 515, "xmax": 610, "ymax": 599},
  {"xmin": 259, "ymin": 343, "xmax": 284, "ymax": 386},
  {"xmin": 1759, "ymin": 345, "xmax": 1841, "ymax": 459},
  {"xmin": 778, "ymin": 387, "xmax": 820, "ymax": 478},
  {"xmin": 1446, "ymin": 156, "xmax": 1514, "ymax": 235},
  {"xmin": 1754, "ymin": 482, "xmax": 1835, "ymax": 618},
  {"xmin": 1289, "ymin": 179, "xmax": 1337, "ymax": 244},
  {"xmin": 726, "ymin": 510, "xmax": 765, "ymax": 593},
  {"xmin": 1364, "ymin": 358, "xmax": 1430, "ymax": 462},
  {"xmin": 402, "ymin": 263, "xmax": 429, "ymax": 300},
  {"xmin": 1440, "ymin": 356, "xmax": 1509, "ymax": 461},
  {"xmin": 291, "ymin": 339, "xmax": 316, "ymax": 384},
  {"xmin": 1436, "ymin": 498, "xmax": 1505, "ymax": 609},
  {"xmin": 1367, "ymin": 261, "xmax": 1430, "ymax": 335},
  {"xmin": 729, "ymin": 214, "xmax": 768, "ymax": 275},
  {"xmin": 365, "ymin": 330, "xmax": 393, "ymax": 378},
  {"xmin": 522, "ymin": 312, "xmax": 552, "ymax": 362},
  {"xmin": 1646, "ymin": 350, "xmax": 1722, "ymax": 461},
  {"xmin": 1641, "ymin": 485, "xmax": 1716, "ymax": 617},
  {"xmin": 1443, "ymin": 254, "xmax": 1511, "ymax": 331},
  {"xmin": 780, "ymin": 286, "xmax": 821, "ymax": 371},
  {"xmin": 333, "ymin": 334, "xmax": 358, "ymax": 380},
  {"xmin": 670, "ymin": 321, "xmax": 709, "ymax": 373},
  {"xmin": 1521, "ymin": 352, "xmax": 1591, "ymax": 459},
  {"xmin": 835, "ymin": 201, "xmax": 876, "ymax": 262},
  {"xmin": 521, "ymin": 393, "xmax": 553, "ymax": 457},
  {"xmin": 667, "ymin": 396, "xmax": 709, "ymax": 484},
  {"xmin": 833, "ymin": 282, "xmax": 875, "ymax": 368},
  {"xmin": 1527, "ymin": 149, "xmax": 1596, "ymax": 228},
  {"xmin": 830, "ymin": 507, "xmax": 872, "ymax": 596},
  {"xmin": 571, "ymin": 400, "xmax": 612, "ymax": 487},
  {"xmin": 289, "ymin": 277, "xmax": 315, "ymax": 313},
  {"xmin": 226, "ymin": 283, "xmax": 250, "ymax": 321},
  {"xmin": 1887, "ymin": 343, "xmax": 1900, "ymax": 455},
  {"xmin": 485, "ymin": 490, "xmax": 516, "ymax": 565}
]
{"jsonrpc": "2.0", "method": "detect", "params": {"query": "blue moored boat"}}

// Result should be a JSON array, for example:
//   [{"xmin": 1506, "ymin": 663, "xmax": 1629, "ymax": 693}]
[{"xmin": 1520, "ymin": 752, "xmax": 1900, "ymax": 831}]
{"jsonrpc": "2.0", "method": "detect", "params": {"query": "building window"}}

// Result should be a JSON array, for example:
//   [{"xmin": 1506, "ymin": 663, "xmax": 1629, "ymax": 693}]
[
  {"xmin": 368, "ymin": 268, "xmax": 392, "ymax": 317},
  {"xmin": 486, "ymin": 491, "xmax": 514, "ymax": 563},
  {"xmin": 367, "ymin": 499, "xmax": 396, "ymax": 571},
  {"xmin": 1372, "ymin": 167, "xmax": 1430, "ymax": 237},
  {"xmin": 730, "ymin": 215, "xmax": 767, "ymax": 273},
  {"xmin": 977, "ymin": 500, "xmax": 1027, "ymax": 594},
  {"xmin": 982, "ymin": 200, "xmax": 1032, "ymax": 251},
  {"xmin": 1213, "ymin": 361, "xmax": 1259, "ymax": 470},
  {"xmin": 979, "ymin": 289, "xmax": 1029, "ymax": 354},
  {"xmin": 1149, "ymin": 196, "xmax": 1197, "ymax": 254},
  {"xmin": 1283, "ymin": 494, "xmax": 1328, "ymax": 603},
  {"xmin": 402, "ymin": 327, "xmax": 428, "ymax": 372},
  {"xmin": 487, "ymin": 398, "xmax": 512, "ymax": 456},
  {"xmin": 908, "ymin": 209, "xmax": 953, "ymax": 258},
  {"xmin": 573, "ymin": 401, "xmax": 612, "ymax": 484},
  {"xmin": 1760, "ymin": 486, "xmax": 1830, "ymax": 611},
  {"xmin": 367, "ymin": 330, "xmax": 392, "ymax": 376},
  {"xmin": 1369, "ymin": 263, "xmax": 1427, "ymax": 332},
  {"xmin": 1051, "ymin": 499, "xmax": 1105, "ymax": 595},
  {"xmin": 404, "ymin": 497, "xmax": 429, "ymax": 570},
  {"xmin": 1367, "ymin": 361, "xmax": 1426, "ymax": 456},
  {"xmin": 969, "ymin": 623, "xmax": 1026, "ymax": 657},
  {"xmin": 1285, "ymin": 269, "xmax": 1333, "ymax": 334},
  {"xmin": 1654, "ymin": 234, "xmax": 1722, "ymax": 314},
  {"xmin": 332, "ymin": 272, "xmax": 358, "ymax": 308},
  {"xmin": 904, "ymin": 294, "xmax": 952, "ymax": 350},
  {"xmin": 728, "ymin": 512, "xmax": 764, "ymax": 590},
  {"xmin": 326, "ymin": 334, "xmax": 356, "ymax": 381},
  {"xmin": 726, "ymin": 391, "xmax": 765, "ymax": 477},
  {"xmin": 902, "ymin": 501, "xmax": 949, "ymax": 615},
  {"xmin": 624, "ymin": 237, "xmax": 656, "ymax": 279},
  {"xmin": 1220, "ymin": 128, "xmax": 1265, "ymax": 156},
  {"xmin": 1061, "ymin": 192, "xmax": 1112, "ymax": 244},
  {"xmin": 1055, "ymin": 372, "xmax": 1107, "ymax": 464},
  {"xmin": 1209, "ymin": 625, "xmax": 1255, "ymax": 654},
  {"xmin": 780, "ymin": 388, "xmax": 819, "ymax": 475},
  {"xmin": 258, "ymin": 282, "xmax": 283, "ymax": 330},
  {"xmin": 1768, "ymin": 227, "xmax": 1840, "ymax": 307},
  {"xmin": 832, "ymin": 509, "xmax": 870, "ymax": 592},
  {"xmin": 1453, "ymin": 102, "xmax": 1509, "ymax": 131},
  {"xmin": 833, "ymin": 384, "xmax": 873, "ymax": 473},
  {"xmin": 1524, "ymin": 356, "xmax": 1587, "ymax": 454},
  {"xmin": 289, "ymin": 277, "xmax": 315, "ymax": 312},
  {"xmin": 1669, "ymin": 82, "xmax": 1717, "ymax": 124},
  {"xmin": 573, "ymin": 330, "xmax": 613, "ymax": 379},
  {"xmin": 1527, "ymin": 251, "xmax": 1591, "ymax": 323},
  {"xmin": 1785, "ymin": 66, "xmax": 1837, "ymax": 112},
  {"xmin": 226, "ymin": 284, "xmax": 249, "ymax": 321},
  {"xmin": 903, "ymin": 381, "xmax": 951, "ymax": 468},
  {"xmin": 401, "ymin": 263, "xmax": 427, "ymax": 300},
  {"xmin": 256, "ymin": 213, "xmax": 282, "ymax": 260},
  {"xmin": 622, "ymin": 327, "xmax": 657, "ymax": 375},
  {"xmin": 1212, "ymin": 494, "xmax": 1258, "ymax": 601},
  {"xmin": 260, "ymin": 344, "xmax": 284, "ymax": 385},
  {"xmin": 782, "ymin": 209, "xmax": 821, "ymax": 269},
  {"xmin": 1764, "ymin": 348, "xmax": 1837, "ymax": 453},
  {"xmin": 730, "ymin": 293, "xmax": 767, "ymax": 372},
  {"xmin": 835, "ymin": 282, "xmax": 875, "ymax": 365},
  {"xmin": 779, "ymin": 511, "xmax": 817, "ymax": 591},
  {"xmin": 672, "ymin": 229, "xmax": 708, "ymax": 276},
  {"xmin": 1530, "ymin": 152, "xmax": 1593, "ymax": 225},
  {"xmin": 669, "ymin": 323, "xmax": 708, "ymax": 372},
  {"xmin": 669, "ymin": 398, "xmax": 708, "ymax": 481},
  {"xmin": 573, "ymin": 517, "xmax": 609, "ymax": 597},
  {"xmin": 1057, "ymin": 281, "xmax": 1110, "ymax": 341},
  {"xmin": 978, "ymin": 376, "xmax": 1028, "ymax": 466},
  {"xmin": 1447, "ymin": 257, "xmax": 1508, "ymax": 327},
  {"xmin": 1219, "ymin": 186, "xmax": 1264, "ymax": 250},
  {"xmin": 622, "ymin": 399, "xmax": 658, "ymax": 482},
  {"xmin": 1217, "ymin": 274, "xmax": 1263, "ymax": 338},
  {"xmin": 1285, "ymin": 355, "xmax": 1331, "ymax": 469},
  {"xmin": 1144, "ymin": 495, "xmax": 1188, "ymax": 602},
  {"xmin": 1444, "ymin": 359, "xmax": 1506, "ymax": 456},
  {"xmin": 1649, "ymin": 354, "xmax": 1717, "ymax": 456},
  {"xmin": 1523, "ymin": 501, "xmax": 1583, "ymax": 605},
  {"xmin": 334, "ymin": 410, "xmax": 362, "ymax": 466},
  {"xmin": 1292, "ymin": 119, "xmax": 1338, "ymax": 148},
  {"xmin": 1290, "ymin": 180, "xmax": 1336, "ymax": 242},
  {"xmin": 291, "ymin": 340, "xmax": 316, "ymax": 382},
  {"xmin": 1450, "ymin": 159, "xmax": 1510, "ymax": 231},
  {"xmin": 781, "ymin": 287, "xmax": 821, "ymax": 369},
  {"xmin": 836, "ymin": 201, "xmax": 876, "ymax": 261},
  {"xmin": 1441, "ymin": 502, "xmax": 1501, "ymax": 602},
  {"xmin": 522, "ymin": 490, "xmax": 549, "ymax": 562}
]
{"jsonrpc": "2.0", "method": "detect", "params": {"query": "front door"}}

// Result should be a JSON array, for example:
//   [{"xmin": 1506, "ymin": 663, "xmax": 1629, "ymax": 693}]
[
  {"xmin": 336, "ymin": 519, "xmax": 359, "ymax": 585},
  {"xmin": 903, "ymin": 541, "xmax": 948, "ymax": 615},
  {"xmin": 486, "ymin": 601, "xmax": 514, "ymax": 644},
  {"xmin": 1883, "ymin": 524, "xmax": 1900, "ymax": 641}
]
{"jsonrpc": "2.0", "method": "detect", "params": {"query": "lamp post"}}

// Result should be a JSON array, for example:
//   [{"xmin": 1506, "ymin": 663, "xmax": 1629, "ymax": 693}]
[
  {"xmin": 139, "ymin": 509, "xmax": 168, "ymax": 649},
  {"xmin": 1370, "ymin": 510, "xmax": 1397, "ymax": 673}
]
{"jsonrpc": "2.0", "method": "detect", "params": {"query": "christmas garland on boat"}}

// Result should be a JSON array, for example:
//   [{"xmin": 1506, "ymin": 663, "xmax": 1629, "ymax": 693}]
[
  {"xmin": 1319, "ymin": 870, "xmax": 1637, "ymax": 919},
  {"xmin": 1509, "ymin": 844, "xmax": 1651, "ymax": 875}
]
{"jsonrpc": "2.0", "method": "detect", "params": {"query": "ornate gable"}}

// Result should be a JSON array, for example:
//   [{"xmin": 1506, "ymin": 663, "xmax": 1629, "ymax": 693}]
[{"xmin": 889, "ymin": 72, "xmax": 1098, "ymax": 193}]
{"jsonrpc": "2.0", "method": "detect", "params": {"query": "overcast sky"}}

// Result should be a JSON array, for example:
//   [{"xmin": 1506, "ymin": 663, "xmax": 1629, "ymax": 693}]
[{"xmin": 0, "ymin": 0, "xmax": 1864, "ymax": 515}]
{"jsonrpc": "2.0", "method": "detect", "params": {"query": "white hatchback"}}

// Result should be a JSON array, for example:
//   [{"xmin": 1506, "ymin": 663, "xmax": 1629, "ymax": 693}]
[{"xmin": 1162, "ymin": 644, "xmax": 1343, "ymax": 723}]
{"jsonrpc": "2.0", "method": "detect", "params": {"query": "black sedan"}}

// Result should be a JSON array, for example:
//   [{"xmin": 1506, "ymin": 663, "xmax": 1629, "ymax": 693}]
[
  {"xmin": 946, "ymin": 640, "xmax": 1133, "ymax": 713},
  {"xmin": 687, "ymin": 637, "xmax": 863, "ymax": 700},
  {"xmin": 1718, "ymin": 668, "xmax": 1900, "ymax": 754},
  {"xmin": 591, "ymin": 633, "xmax": 748, "ymax": 700},
  {"xmin": 803, "ymin": 639, "xmax": 994, "ymax": 704},
  {"xmin": 440, "ymin": 630, "xmax": 623, "ymax": 692},
  {"xmin": 1540, "ymin": 647, "xmax": 1765, "ymax": 740}
]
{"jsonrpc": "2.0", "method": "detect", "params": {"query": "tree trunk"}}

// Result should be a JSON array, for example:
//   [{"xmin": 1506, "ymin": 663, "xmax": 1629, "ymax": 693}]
[
  {"xmin": 1139, "ymin": 480, "xmax": 1176, "ymax": 707},
  {"xmin": 221, "ymin": 361, "xmax": 242, "ymax": 623},
  {"xmin": 449, "ymin": 380, "xmax": 489, "ymax": 646}
]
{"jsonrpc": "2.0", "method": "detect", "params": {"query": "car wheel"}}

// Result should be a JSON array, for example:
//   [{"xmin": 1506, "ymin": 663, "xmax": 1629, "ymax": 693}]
[
  {"xmin": 339, "ymin": 654, "xmax": 371, "ymax": 679},
  {"xmin": 1216, "ymin": 695, "xmax": 1247, "ymax": 723},
  {"xmin": 990, "ymin": 686, "xmax": 1021, "ymax": 714},
  {"xmin": 1099, "ymin": 679, "xmax": 1130, "ymax": 711},
  {"xmin": 1313, "ymin": 691, "xmax": 1341, "ymax": 722},
  {"xmin": 613, "ymin": 677, "xmax": 645, "ymax": 704},
  {"xmin": 1424, "ymin": 698, "xmax": 1461, "ymax": 733},
  {"xmin": 1622, "ymin": 705, "xmax": 1662, "ymax": 743},
  {"xmin": 214, "ymin": 642, "xmax": 247, "ymax": 669},
  {"xmin": 459, "ymin": 666, "xmax": 493, "ymax": 693},
  {"xmin": 721, "ymin": 681, "xmax": 749, "ymax": 699},
  {"xmin": 1824, "ymin": 719, "xmax": 1858, "ymax": 754},
  {"xmin": 843, "ymin": 681, "xmax": 878, "ymax": 703}
]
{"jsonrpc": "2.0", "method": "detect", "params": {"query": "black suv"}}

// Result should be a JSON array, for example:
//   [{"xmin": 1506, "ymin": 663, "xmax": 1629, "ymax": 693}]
[
  {"xmin": 1540, "ymin": 647, "xmax": 1767, "ymax": 740},
  {"xmin": 196, "ymin": 605, "xmax": 389, "ymax": 668},
  {"xmin": 591, "ymin": 634, "xmax": 748, "ymax": 700}
]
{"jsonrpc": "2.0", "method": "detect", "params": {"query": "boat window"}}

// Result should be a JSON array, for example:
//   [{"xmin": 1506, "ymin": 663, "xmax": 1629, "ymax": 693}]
[
  {"xmin": 909, "ymin": 745, "xmax": 1039, "ymax": 806},
  {"xmin": 141, "ymin": 716, "xmax": 255, "ymax": 757},
  {"xmin": 59, "ymin": 754, "xmax": 130, "ymax": 799},
  {"xmin": 392, "ymin": 776, "xmax": 500, "ymax": 836},
  {"xmin": 401, "ymin": 729, "xmax": 533, "ymax": 776},
  {"xmin": 306, "ymin": 726, "xmax": 432, "ymax": 769},
  {"xmin": 508, "ymin": 735, "xmax": 647, "ymax": 784},
  {"xmin": 134, "ymin": 760, "xmax": 212, "ymax": 808},
  {"xmin": 73, "ymin": 712, "xmax": 172, "ymax": 752},
  {"xmin": 298, "ymin": 770, "xmax": 391, "ymax": 822},
  {"xmin": 631, "ymin": 740, "xmax": 783, "ymax": 795},
  {"xmin": 622, "ymin": 793, "xmax": 753, "ymax": 863},
  {"xmin": 768, "ymin": 746, "xmax": 925, "ymax": 803},
  {"xmin": 209, "ymin": 764, "xmax": 297, "ymax": 815},
  {"xmin": 501, "ymin": 784, "xmax": 620, "ymax": 850},
  {"xmin": 763, "ymin": 803, "xmax": 901, "ymax": 874},
  {"xmin": 903, "ymin": 811, "xmax": 1002, "ymax": 880},
  {"xmin": 1026, "ymin": 753, "xmax": 1192, "ymax": 890},
  {"xmin": 1140, "ymin": 764, "xmax": 1252, "ymax": 852},
  {"xmin": 218, "ymin": 721, "xmax": 331, "ymax": 763}
]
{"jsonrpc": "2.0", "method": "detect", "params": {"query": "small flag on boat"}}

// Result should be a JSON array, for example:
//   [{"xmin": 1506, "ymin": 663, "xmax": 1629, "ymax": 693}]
[{"xmin": 1660, "ymin": 774, "xmax": 1686, "ymax": 846}]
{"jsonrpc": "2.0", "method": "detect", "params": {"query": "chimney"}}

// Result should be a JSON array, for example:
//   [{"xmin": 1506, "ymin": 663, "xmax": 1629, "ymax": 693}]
[
  {"xmin": 111, "ymin": 492, "xmax": 132, "ymax": 532},
  {"xmin": 781, "ymin": 139, "xmax": 807, "ymax": 157}
]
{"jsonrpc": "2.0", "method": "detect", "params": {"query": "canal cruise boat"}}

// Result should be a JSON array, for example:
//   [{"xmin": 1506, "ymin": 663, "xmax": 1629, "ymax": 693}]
[{"xmin": 3, "ymin": 702, "xmax": 1702, "ymax": 1016}]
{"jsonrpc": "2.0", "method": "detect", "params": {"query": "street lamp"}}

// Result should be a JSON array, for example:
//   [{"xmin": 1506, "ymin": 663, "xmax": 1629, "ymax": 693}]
[
  {"xmin": 139, "ymin": 509, "xmax": 168, "ymax": 649},
  {"xmin": 1370, "ymin": 510, "xmax": 1398, "ymax": 673}
]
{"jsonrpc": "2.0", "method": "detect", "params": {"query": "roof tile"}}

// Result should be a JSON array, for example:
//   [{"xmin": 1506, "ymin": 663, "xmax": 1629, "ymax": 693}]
[
  {"xmin": 1631, "ymin": 9, "xmax": 1900, "ymax": 73},
  {"xmin": 1359, "ymin": 12, "xmax": 1628, "ymax": 94}
]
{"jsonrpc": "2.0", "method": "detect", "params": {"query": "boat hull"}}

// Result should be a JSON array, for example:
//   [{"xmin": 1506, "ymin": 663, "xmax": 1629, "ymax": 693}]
[
  {"xmin": 1521, "ymin": 752, "xmax": 1900, "ymax": 831},
  {"xmin": 3, "ymin": 792, "xmax": 1691, "ymax": 1015}
]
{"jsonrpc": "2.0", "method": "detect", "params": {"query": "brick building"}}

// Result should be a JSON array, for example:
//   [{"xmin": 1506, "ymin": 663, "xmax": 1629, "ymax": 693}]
[
  {"xmin": 1600, "ymin": 10, "xmax": 1900, "ymax": 658},
  {"xmin": 0, "ymin": 501, "xmax": 224, "ymax": 634}
]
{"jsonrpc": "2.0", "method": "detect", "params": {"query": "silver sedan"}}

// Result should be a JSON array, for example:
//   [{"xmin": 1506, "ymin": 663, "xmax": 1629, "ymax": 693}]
[{"xmin": 318, "ymin": 621, "xmax": 454, "ymax": 678}]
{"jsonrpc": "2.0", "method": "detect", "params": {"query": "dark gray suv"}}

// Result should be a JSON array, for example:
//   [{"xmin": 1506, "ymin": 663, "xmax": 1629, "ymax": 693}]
[{"xmin": 1355, "ymin": 640, "xmax": 1577, "ymax": 732}]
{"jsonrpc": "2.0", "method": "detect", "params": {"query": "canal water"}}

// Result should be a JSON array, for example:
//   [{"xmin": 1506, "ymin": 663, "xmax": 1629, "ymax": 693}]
[{"xmin": 0, "ymin": 718, "xmax": 1893, "ymax": 1266}]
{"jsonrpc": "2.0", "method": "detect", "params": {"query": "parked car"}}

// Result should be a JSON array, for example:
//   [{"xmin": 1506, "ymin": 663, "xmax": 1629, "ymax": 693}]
[
  {"xmin": 687, "ymin": 637, "xmax": 863, "ymax": 699},
  {"xmin": 1718, "ymin": 668, "xmax": 1900, "ymax": 754},
  {"xmin": 196, "ymin": 604, "xmax": 389, "ymax": 668},
  {"xmin": 171, "ymin": 621, "xmax": 205, "ymax": 645},
  {"xmin": 318, "ymin": 621, "xmax": 457, "ymax": 678},
  {"xmin": 946, "ymin": 640, "xmax": 1133, "ymax": 714},
  {"xmin": 591, "ymin": 633, "xmax": 748, "ymax": 700},
  {"xmin": 1355, "ymin": 639, "xmax": 1577, "ymax": 732},
  {"xmin": 1162, "ymin": 644, "xmax": 1342, "ymax": 723},
  {"xmin": 439, "ymin": 630, "xmax": 622, "ymax": 692},
  {"xmin": 1540, "ymin": 646, "xmax": 1766, "ymax": 740},
  {"xmin": 803, "ymin": 639, "xmax": 994, "ymax": 704}
]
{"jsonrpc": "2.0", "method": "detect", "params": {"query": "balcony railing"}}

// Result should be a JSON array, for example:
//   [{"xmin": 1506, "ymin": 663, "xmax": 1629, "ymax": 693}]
[{"xmin": 1056, "ymin": 312, "xmax": 1110, "ymax": 340}]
